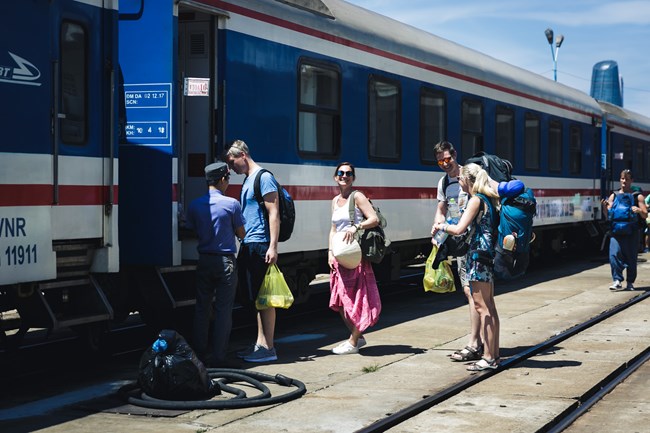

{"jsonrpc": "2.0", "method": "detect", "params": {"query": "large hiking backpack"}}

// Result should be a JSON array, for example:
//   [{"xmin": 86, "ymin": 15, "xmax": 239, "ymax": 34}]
[
  {"xmin": 253, "ymin": 169, "xmax": 296, "ymax": 242},
  {"xmin": 348, "ymin": 190, "xmax": 390, "ymax": 263},
  {"xmin": 493, "ymin": 188, "xmax": 537, "ymax": 280},
  {"xmin": 608, "ymin": 192, "xmax": 636, "ymax": 236},
  {"xmin": 464, "ymin": 151, "xmax": 536, "ymax": 279}
]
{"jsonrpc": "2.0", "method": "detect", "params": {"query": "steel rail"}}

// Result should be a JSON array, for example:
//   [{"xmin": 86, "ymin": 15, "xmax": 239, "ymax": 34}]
[{"xmin": 355, "ymin": 290, "xmax": 650, "ymax": 433}]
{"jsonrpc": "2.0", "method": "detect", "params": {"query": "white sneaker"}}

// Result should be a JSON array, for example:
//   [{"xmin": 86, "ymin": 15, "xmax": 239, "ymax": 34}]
[
  {"xmin": 609, "ymin": 281, "xmax": 623, "ymax": 291},
  {"xmin": 626, "ymin": 282, "xmax": 635, "ymax": 291},
  {"xmin": 357, "ymin": 336, "xmax": 367, "ymax": 349},
  {"xmin": 332, "ymin": 341, "xmax": 359, "ymax": 355}
]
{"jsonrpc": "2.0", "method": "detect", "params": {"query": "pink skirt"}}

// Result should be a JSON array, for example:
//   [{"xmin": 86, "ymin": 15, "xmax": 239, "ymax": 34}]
[{"xmin": 329, "ymin": 259, "xmax": 381, "ymax": 332}]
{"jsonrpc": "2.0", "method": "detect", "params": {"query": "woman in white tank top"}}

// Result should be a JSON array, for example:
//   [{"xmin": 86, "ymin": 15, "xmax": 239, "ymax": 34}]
[{"xmin": 327, "ymin": 162, "xmax": 382, "ymax": 355}]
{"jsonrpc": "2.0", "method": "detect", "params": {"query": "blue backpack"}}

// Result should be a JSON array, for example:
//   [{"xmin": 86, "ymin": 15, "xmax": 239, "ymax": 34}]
[
  {"xmin": 608, "ymin": 192, "xmax": 636, "ymax": 236},
  {"xmin": 477, "ymin": 188, "xmax": 536, "ymax": 280},
  {"xmin": 493, "ymin": 188, "xmax": 537, "ymax": 280}
]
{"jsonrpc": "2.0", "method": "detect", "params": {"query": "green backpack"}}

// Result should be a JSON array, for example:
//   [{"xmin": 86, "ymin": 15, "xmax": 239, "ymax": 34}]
[{"xmin": 348, "ymin": 191, "xmax": 390, "ymax": 263}]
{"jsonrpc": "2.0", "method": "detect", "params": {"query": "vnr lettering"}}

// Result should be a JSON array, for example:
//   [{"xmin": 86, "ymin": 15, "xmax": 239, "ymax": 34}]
[{"xmin": 0, "ymin": 218, "xmax": 27, "ymax": 238}]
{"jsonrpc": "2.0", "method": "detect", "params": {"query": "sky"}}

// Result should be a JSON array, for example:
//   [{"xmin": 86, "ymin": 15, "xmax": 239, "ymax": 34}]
[{"xmin": 345, "ymin": 0, "xmax": 650, "ymax": 118}]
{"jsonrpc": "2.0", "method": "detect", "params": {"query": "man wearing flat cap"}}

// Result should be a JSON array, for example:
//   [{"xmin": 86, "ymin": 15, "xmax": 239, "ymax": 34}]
[{"xmin": 186, "ymin": 161, "xmax": 245, "ymax": 367}]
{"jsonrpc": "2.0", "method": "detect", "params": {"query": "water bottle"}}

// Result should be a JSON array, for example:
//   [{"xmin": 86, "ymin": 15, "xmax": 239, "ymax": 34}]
[
  {"xmin": 433, "ymin": 228, "xmax": 448, "ymax": 245},
  {"xmin": 448, "ymin": 198, "xmax": 460, "ymax": 224}
]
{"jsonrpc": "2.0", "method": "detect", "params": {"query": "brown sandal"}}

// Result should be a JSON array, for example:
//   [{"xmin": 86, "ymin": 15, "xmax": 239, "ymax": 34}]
[{"xmin": 450, "ymin": 345, "xmax": 482, "ymax": 362}]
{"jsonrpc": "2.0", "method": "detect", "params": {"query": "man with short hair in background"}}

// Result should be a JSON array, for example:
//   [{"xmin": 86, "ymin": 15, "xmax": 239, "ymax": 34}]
[
  {"xmin": 225, "ymin": 139, "xmax": 280, "ymax": 363},
  {"xmin": 186, "ymin": 161, "xmax": 245, "ymax": 367}
]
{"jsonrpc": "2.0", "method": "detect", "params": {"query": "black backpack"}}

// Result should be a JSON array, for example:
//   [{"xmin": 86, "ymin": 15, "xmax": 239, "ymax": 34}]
[
  {"xmin": 253, "ymin": 169, "xmax": 295, "ymax": 242},
  {"xmin": 138, "ymin": 330, "xmax": 217, "ymax": 400},
  {"xmin": 464, "ymin": 151, "xmax": 513, "ymax": 183},
  {"xmin": 442, "ymin": 151, "xmax": 513, "ymax": 193}
]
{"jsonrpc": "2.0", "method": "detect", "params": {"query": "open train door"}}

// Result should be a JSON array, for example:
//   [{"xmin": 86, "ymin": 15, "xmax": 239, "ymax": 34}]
[{"xmin": 176, "ymin": 2, "xmax": 230, "ymax": 261}]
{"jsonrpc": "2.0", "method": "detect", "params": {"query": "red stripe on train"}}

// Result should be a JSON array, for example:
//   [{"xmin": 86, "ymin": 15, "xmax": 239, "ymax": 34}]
[
  {"xmin": 1, "ymin": 183, "xmax": 598, "ymax": 206},
  {"xmin": 0, "ymin": 185, "xmax": 119, "ymax": 206},
  {"xmin": 224, "ymin": 185, "xmax": 598, "ymax": 201}
]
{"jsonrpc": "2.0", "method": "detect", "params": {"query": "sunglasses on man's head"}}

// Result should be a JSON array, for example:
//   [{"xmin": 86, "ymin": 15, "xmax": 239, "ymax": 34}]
[
  {"xmin": 337, "ymin": 170, "xmax": 354, "ymax": 177},
  {"xmin": 437, "ymin": 156, "xmax": 453, "ymax": 166}
]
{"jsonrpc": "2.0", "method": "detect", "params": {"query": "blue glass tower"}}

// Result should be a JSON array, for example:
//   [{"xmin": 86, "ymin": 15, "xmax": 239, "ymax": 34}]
[{"xmin": 590, "ymin": 60, "xmax": 623, "ymax": 106}]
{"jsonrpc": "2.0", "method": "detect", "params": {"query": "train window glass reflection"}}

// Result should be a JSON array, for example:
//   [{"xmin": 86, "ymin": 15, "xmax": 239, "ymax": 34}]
[
  {"xmin": 298, "ymin": 60, "xmax": 340, "ymax": 156},
  {"xmin": 548, "ymin": 119, "xmax": 562, "ymax": 172},
  {"xmin": 461, "ymin": 99, "xmax": 483, "ymax": 162},
  {"xmin": 524, "ymin": 112, "xmax": 540, "ymax": 170},
  {"xmin": 369, "ymin": 76, "xmax": 401, "ymax": 160},
  {"xmin": 495, "ymin": 106, "xmax": 514, "ymax": 163},
  {"xmin": 60, "ymin": 21, "xmax": 87, "ymax": 145},
  {"xmin": 420, "ymin": 88, "xmax": 446, "ymax": 163},
  {"xmin": 569, "ymin": 125, "xmax": 582, "ymax": 174}
]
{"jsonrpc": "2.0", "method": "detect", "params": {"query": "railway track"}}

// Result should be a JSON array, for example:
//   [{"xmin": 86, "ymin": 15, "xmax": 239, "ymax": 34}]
[{"xmin": 358, "ymin": 289, "xmax": 650, "ymax": 433}]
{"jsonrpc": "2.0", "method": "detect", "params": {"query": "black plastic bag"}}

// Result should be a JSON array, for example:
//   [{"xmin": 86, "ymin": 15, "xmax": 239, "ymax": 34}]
[{"xmin": 138, "ymin": 329, "xmax": 218, "ymax": 400}]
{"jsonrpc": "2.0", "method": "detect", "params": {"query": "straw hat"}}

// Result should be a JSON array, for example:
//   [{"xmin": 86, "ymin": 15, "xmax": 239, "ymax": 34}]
[{"xmin": 331, "ymin": 231, "xmax": 362, "ymax": 269}]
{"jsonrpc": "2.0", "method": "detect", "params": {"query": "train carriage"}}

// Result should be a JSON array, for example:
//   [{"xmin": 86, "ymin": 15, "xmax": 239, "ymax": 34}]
[
  {"xmin": 2, "ymin": 0, "xmax": 650, "ymax": 346},
  {"xmin": 1, "ymin": 0, "xmax": 120, "ymax": 336}
]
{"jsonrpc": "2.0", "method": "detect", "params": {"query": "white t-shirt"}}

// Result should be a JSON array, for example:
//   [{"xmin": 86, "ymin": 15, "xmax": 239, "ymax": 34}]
[
  {"xmin": 332, "ymin": 194, "xmax": 363, "ymax": 232},
  {"xmin": 437, "ymin": 174, "xmax": 469, "ymax": 209}
]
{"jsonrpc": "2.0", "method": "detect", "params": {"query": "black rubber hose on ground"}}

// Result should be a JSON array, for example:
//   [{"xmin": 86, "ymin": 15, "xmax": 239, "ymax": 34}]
[{"xmin": 118, "ymin": 368, "xmax": 307, "ymax": 410}]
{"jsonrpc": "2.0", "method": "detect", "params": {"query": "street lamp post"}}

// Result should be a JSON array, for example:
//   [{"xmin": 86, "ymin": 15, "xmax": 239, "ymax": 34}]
[{"xmin": 544, "ymin": 28, "xmax": 564, "ymax": 81}]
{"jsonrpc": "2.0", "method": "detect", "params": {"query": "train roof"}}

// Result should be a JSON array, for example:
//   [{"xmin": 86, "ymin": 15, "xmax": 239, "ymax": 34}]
[
  {"xmin": 598, "ymin": 100, "xmax": 650, "ymax": 137},
  {"xmin": 223, "ymin": 0, "xmax": 603, "ymax": 118}
]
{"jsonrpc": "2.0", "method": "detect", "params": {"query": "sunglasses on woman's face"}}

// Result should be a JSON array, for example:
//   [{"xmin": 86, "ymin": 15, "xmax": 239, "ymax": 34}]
[
  {"xmin": 437, "ymin": 156, "xmax": 453, "ymax": 166},
  {"xmin": 337, "ymin": 170, "xmax": 354, "ymax": 177}
]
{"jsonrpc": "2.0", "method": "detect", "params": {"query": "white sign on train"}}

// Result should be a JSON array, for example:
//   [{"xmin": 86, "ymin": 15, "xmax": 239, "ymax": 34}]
[
  {"xmin": 0, "ymin": 207, "xmax": 56, "ymax": 284},
  {"xmin": 183, "ymin": 77, "xmax": 209, "ymax": 96}
]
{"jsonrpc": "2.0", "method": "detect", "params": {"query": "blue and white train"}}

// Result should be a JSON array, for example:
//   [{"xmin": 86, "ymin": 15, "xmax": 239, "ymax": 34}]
[{"xmin": 2, "ymin": 0, "xmax": 649, "ymax": 344}]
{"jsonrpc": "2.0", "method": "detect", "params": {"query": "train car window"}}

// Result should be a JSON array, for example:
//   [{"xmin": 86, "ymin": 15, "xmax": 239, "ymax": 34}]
[
  {"xmin": 548, "ymin": 119, "xmax": 562, "ymax": 172},
  {"xmin": 635, "ymin": 143, "xmax": 645, "ymax": 179},
  {"xmin": 419, "ymin": 88, "xmax": 446, "ymax": 163},
  {"xmin": 495, "ymin": 106, "xmax": 514, "ymax": 163},
  {"xmin": 461, "ymin": 99, "xmax": 483, "ymax": 162},
  {"xmin": 368, "ymin": 76, "xmax": 401, "ymax": 161},
  {"xmin": 60, "ymin": 21, "xmax": 88, "ymax": 145},
  {"xmin": 623, "ymin": 140, "xmax": 633, "ymax": 170},
  {"xmin": 569, "ymin": 125, "xmax": 582, "ymax": 174},
  {"xmin": 524, "ymin": 112, "xmax": 540, "ymax": 170},
  {"xmin": 298, "ymin": 60, "xmax": 340, "ymax": 156}
]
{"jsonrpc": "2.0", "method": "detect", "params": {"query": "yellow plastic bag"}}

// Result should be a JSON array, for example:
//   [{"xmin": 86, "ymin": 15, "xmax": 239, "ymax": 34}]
[
  {"xmin": 255, "ymin": 264, "xmax": 294, "ymax": 310},
  {"xmin": 423, "ymin": 245, "xmax": 456, "ymax": 293}
]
